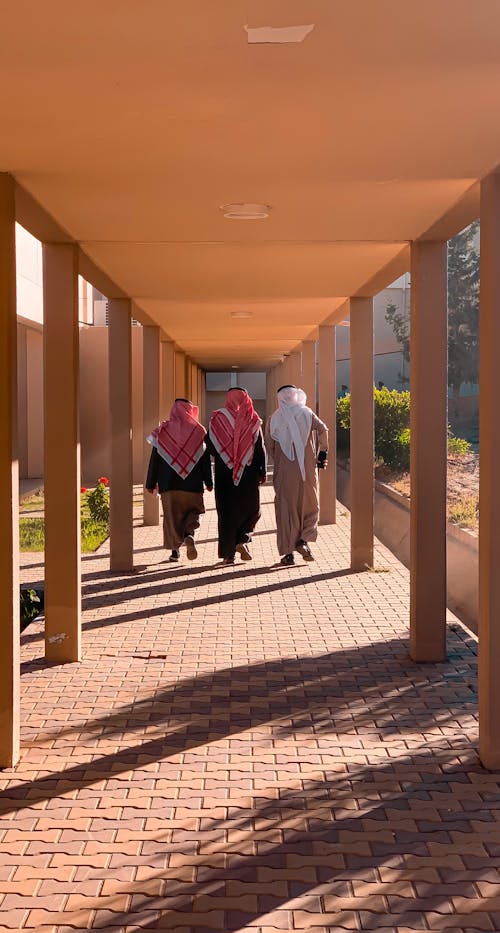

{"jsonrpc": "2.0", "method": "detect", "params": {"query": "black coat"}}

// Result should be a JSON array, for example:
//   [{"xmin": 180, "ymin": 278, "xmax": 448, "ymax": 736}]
[{"xmin": 146, "ymin": 446, "xmax": 213, "ymax": 494}]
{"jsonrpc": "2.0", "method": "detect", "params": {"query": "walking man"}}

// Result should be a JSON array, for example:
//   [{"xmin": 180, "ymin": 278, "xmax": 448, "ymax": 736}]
[
  {"xmin": 266, "ymin": 385, "xmax": 328, "ymax": 566},
  {"xmin": 146, "ymin": 398, "xmax": 212, "ymax": 562},
  {"xmin": 207, "ymin": 388, "xmax": 267, "ymax": 564}
]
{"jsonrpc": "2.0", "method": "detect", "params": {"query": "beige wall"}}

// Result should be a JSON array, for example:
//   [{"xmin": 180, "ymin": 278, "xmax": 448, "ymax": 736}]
[
  {"xmin": 17, "ymin": 322, "xmax": 202, "ymax": 486},
  {"xmin": 16, "ymin": 324, "xmax": 28, "ymax": 477},
  {"xmin": 26, "ymin": 329, "xmax": 44, "ymax": 478},
  {"xmin": 16, "ymin": 322, "xmax": 45, "ymax": 479},
  {"xmin": 79, "ymin": 326, "xmax": 144, "ymax": 486}
]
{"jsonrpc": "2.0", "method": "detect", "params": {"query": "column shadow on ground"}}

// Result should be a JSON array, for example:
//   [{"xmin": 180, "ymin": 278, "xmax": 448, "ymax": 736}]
[{"xmin": 9, "ymin": 628, "xmax": 478, "ymax": 810}]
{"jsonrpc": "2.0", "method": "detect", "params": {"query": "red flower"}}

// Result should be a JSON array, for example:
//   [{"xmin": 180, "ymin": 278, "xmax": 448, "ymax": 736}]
[
  {"xmin": 98, "ymin": 476, "xmax": 109, "ymax": 486},
  {"xmin": 80, "ymin": 487, "xmax": 87, "ymax": 494}
]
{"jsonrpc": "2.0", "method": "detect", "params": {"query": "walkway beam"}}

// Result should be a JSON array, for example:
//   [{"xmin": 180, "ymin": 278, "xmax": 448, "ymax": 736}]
[
  {"xmin": 409, "ymin": 241, "xmax": 447, "ymax": 662},
  {"xmin": 479, "ymin": 173, "xmax": 500, "ymax": 768},
  {"xmin": 318, "ymin": 324, "xmax": 337, "ymax": 525},
  {"xmin": 143, "ymin": 325, "xmax": 160, "ymax": 526},
  {"xmin": 0, "ymin": 174, "xmax": 20, "ymax": 767},
  {"xmin": 109, "ymin": 299, "xmax": 134, "ymax": 572},
  {"xmin": 350, "ymin": 298, "xmax": 374, "ymax": 570},
  {"xmin": 43, "ymin": 242, "xmax": 81, "ymax": 664}
]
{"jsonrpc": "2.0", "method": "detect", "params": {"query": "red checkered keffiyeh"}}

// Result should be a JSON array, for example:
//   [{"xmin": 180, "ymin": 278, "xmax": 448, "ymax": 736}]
[
  {"xmin": 148, "ymin": 400, "xmax": 206, "ymax": 479},
  {"xmin": 209, "ymin": 389, "xmax": 261, "ymax": 486}
]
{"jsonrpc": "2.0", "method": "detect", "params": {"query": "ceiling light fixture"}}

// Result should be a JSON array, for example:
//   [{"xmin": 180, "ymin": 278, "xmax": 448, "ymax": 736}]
[
  {"xmin": 245, "ymin": 24, "xmax": 315, "ymax": 44},
  {"xmin": 221, "ymin": 203, "xmax": 271, "ymax": 220},
  {"xmin": 230, "ymin": 310, "xmax": 253, "ymax": 319}
]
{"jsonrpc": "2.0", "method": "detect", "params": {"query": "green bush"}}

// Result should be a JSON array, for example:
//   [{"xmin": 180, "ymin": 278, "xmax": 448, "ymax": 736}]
[
  {"xmin": 85, "ymin": 480, "xmax": 110, "ymax": 524},
  {"xmin": 337, "ymin": 387, "xmax": 411, "ymax": 470},
  {"xmin": 448, "ymin": 433, "xmax": 472, "ymax": 456}
]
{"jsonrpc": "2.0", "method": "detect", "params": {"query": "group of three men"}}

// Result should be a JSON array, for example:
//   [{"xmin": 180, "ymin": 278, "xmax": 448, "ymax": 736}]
[{"xmin": 145, "ymin": 385, "xmax": 328, "ymax": 566}]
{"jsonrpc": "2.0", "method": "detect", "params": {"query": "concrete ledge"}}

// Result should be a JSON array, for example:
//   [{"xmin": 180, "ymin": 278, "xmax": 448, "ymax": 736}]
[{"xmin": 337, "ymin": 462, "xmax": 478, "ymax": 634}]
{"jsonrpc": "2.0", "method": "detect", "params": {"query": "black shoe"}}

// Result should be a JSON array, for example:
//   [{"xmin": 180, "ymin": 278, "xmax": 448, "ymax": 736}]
[
  {"xmin": 169, "ymin": 549, "xmax": 180, "ymax": 562},
  {"xmin": 184, "ymin": 535, "xmax": 197, "ymax": 560},
  {"xmin": 280, "ymin": 553, "xmax": 295, "ymax": 566},
  {"xmin": 221, "ymin": 556, "xmax": 235, "ymax": 565},
  {"xmin": 296, "ymin": 540, "xmax": 314, "ymax": 561}
]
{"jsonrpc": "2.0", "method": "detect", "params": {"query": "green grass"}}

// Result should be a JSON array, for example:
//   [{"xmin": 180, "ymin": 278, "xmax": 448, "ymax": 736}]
[
  {"xmin": 80, "ymin": 519, "xmax": 109, "ymax": 553},
  {"xmin": 19, "ymin": 517, "xmax": 45, "ymax": 550},
  {"xmin": 19, "ymin": 517, "xmax": 109, "ymax": 553}
]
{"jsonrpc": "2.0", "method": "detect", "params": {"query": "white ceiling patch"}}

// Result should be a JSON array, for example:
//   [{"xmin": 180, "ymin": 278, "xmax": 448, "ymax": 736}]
[{"xmin": 245, "ymin": 24, "xmax": 315, "ymax": 44}]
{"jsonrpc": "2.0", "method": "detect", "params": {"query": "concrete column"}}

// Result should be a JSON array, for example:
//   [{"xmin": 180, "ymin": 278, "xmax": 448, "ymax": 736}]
[
  {"xmin": 143, "ymin": 325, "xmax": 160, "ymax": 526},
  {"xmin": 266, "ymin": 371, "xmax": 273, "ymax": 421},
  {"xmin": 43, "ymin": 243, "xmax": 81, "ymax": 663},
  {"xmin": 301, "ymin": 339, "xmax": 317, "ymax": 411},
  {"xmin": 350, "ymin": 298, "xmax": 374, "ymax": 570},
  {"xmin": 175, "ymin": 350, "xmax": 186, "ymax": 398},
  {"xmin": 197, "ymin": 367, "xmax": 203, "ymax": 419},
  {"xmin": 0, "ymin": 174, "xmax": 20, "ymax": 767},
  {"xmin": 479, "ymin": 173, "xmax": 500, "ymax": 767},
  {"xmin": 289, "ymin": 351, "xmax": 301, "ymax": 386},
  {"xmin": 409, "ymin": 241, "xmax": 447, "ymax": 662},
  {"xmin": 161, "ymin": 339, "xmax": 175, "ymax": 417},
  {"xmin": 318, "ymin": 324, "xmax": 337, "ymax": 525},
  {"xmin": 109, "ymin": 299, "xmax": 133, "ymax": 572},
  {"xmin": 190, "ymin": 362, "xmax": 198, "ymax": 404}
]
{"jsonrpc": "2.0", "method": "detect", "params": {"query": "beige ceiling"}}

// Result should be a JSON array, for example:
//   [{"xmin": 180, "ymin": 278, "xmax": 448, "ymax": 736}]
[{"xmin": 2, "ymin": 0, "xmax": 499, "ymax": 369}]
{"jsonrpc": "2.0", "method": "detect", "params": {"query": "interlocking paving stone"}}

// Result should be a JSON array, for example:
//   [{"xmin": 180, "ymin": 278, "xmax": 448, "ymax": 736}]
[{"xmin": 1, "ymin": 486, "xmax": 493, "ymax": 931}]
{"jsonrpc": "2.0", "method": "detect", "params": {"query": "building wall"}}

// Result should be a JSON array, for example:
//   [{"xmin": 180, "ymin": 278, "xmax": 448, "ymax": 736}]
[
  {"xmin": 79, "ymin": 326, "xmax": 144, "ymax": 486},
  {"xmin": 335, "ymin": 279, "xmax": 410, "ymax": 394}
]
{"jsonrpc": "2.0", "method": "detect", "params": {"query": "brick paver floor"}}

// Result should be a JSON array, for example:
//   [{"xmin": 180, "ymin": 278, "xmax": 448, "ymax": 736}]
[{"xmin": 5, "ymin": 487, "xmax": 493, "ymax": 931}]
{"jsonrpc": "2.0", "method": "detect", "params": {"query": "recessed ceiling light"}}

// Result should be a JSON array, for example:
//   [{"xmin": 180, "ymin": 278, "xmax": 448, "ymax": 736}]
[
  {"xmin": 230, "ymin": 310, "xmax": 253, "ymax": 319},
  {"xmin": 231, "ymin": 365, "xmax": 239, "ymax": 369},
  {"xmin": 221, "ymin": 203, "xmax": 271, "ymax": 220},
  {"xmin": 245, "ymin": 24, "xmax": 315, "ymax": 44}
]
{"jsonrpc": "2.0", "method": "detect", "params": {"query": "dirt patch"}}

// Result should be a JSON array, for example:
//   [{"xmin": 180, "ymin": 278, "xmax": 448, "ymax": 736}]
[{"xmin": 375, "ymin": 452, "xmax": 479, "ymax": 532}]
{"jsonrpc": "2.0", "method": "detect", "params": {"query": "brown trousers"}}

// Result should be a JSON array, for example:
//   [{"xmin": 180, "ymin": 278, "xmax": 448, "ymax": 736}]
[{"xmin": 160, "ymin": 490, "xmax": 205, "ymax": 550}]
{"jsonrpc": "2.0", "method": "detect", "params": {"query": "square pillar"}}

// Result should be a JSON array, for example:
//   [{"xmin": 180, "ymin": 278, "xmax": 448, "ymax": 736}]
[
  {"xmin": 479, "ymin": 173, "xmax": 500, "ymax": 767},
  {"xmin": 318, "ymin": 324, "xmax": 337, "ymax": 525},
  {"xmin": 266, "ymin": 371, "xmax": 274, "ymax": 421},
  {"xmin": 350, "ymin": 298, "xmax": 374, "ymax": 570},
  {"xmin": 190, "ymin": 361, "xmax": 198, "ymax": 404},
  {"xmin": 0, "ymin": 174, "xmax": 20, "ymax": 767},
  {"xmin": 197, "ymin": 367, "xmax": 203, "ymax": 421},
  {"xmin": 161, "ymin": 339, "xmax": 175, "ymax": 416},
  {"xmin": 301, "ymin": 339, "xmax": 317, "ymax": 411},
  {"xmin": 109, "ymin": 299, "xmax": 133, "ymax": 572},
  {"xmin": 43, "ymin": 243, "xmax": 81, "ymax": 663},
  {"xmin": 174, "ymin": 350, "xmax": 186, "ymax": 398},
  {"xmin": 410, "ymin": 241, "xmax": 447, "ymax": 662},
  {"xmin": 143, "ymin": 325, "xmax": 160, "ymax": 526},
  {"xmin": 289, "ymin": 351, "xmax": 301, "ymax": 386}
]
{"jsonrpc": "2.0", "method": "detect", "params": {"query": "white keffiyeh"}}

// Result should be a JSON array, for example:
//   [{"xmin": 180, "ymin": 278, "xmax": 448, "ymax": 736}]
[{"xmin": 270, "ymin": 386, "xmax": 313, "ymax": 481}]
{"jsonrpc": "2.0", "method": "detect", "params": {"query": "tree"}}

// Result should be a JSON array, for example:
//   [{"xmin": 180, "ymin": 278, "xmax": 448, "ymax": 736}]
[
  {"xmin": 447, "ymin": 220, "xmax": 479, "ymax": 398},
  {"xmin": 385, "ymin": 221, "xmax": 480, "ymax": 396}
]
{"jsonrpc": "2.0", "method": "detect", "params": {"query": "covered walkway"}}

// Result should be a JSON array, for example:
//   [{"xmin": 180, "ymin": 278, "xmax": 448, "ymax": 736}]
[{"xmin": 3, "ymin": 491, "xmax": 487, "ymax": 932}]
